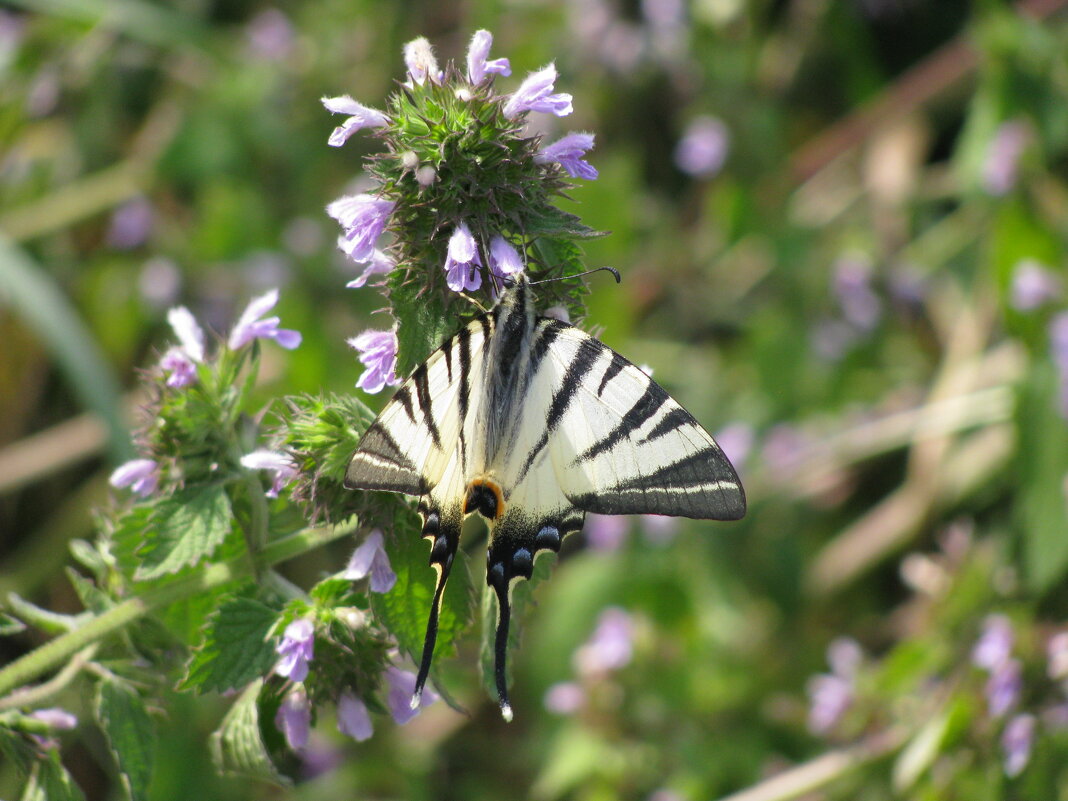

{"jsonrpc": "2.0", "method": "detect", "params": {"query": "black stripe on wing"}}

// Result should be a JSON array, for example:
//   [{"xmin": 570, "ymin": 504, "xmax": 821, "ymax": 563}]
[
  {"xmin": 572, "ymin": 380, "xmax": 670, "ymax": 465},
  {"xmin": 345, "ymin": 422, "xmax": 430, "ymax": 495}
]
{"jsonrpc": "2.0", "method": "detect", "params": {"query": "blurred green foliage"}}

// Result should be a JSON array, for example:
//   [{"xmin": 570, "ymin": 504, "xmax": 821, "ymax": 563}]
[{"xmin": 3, "ymin": 0, "xmax": 1068, "ymax": 799}]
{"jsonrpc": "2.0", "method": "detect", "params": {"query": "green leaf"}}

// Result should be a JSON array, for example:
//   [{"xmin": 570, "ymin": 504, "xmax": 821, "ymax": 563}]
[
  {"xmin": 95, "ymin": 679, "xmax": 155, "ymax": 801},
  {"xmin": 0, "ymin": 724, "xmax": 36, "ymax": 775},
  {"xmin": 209, "ymin": 680, "xmax": 288, "ymax": 786},
  {"xmin": 20, "ymin": 752, "xmax": 86, "ymax": 801},
  {"xmin": 135, "ymin": 486, "xmax": 233, "ymax": 581},
  {"xmin": 65, "ymin": 568, "xmax": 112, "ymax": 615},
  {"xmin": 479, "ymin": 550, "xmax": 556, "ymax": 700},
  {"xmin": 370, "ymin": 513, "xmax": 477, "ymax": 676},
  {"xmin": 180, "ymin": 597, "xmax": 279, "ymax": 694},
  {"xmin": 0, "ymin": 612, "xmax": 27, "ymax": 636}
]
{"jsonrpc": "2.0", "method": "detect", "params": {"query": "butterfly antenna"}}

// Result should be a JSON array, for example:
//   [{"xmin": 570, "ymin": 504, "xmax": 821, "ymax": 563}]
[{"xmin": 528, "ymin": 266, "xmax": 621, "ymax": 286}]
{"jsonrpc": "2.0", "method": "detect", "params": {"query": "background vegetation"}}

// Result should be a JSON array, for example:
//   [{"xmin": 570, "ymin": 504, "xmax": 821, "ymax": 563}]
[{"xmin": 3, "ymin": 0, "xmax": 1068, "ymax": 799}]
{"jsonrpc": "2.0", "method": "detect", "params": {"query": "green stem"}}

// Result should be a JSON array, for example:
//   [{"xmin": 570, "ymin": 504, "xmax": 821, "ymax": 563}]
[{"xmin": 0, "ymin": 521, "xmax": 356, "ymax": 700}]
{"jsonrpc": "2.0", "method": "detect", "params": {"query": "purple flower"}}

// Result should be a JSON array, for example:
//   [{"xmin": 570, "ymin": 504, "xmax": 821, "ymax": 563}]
[
  {"xmin": 344, "ymin": 529, "xmax": 397, "ymax": 593},
  {"xmin": 327, "ymin": 194, "xmax": 394, "ymax": 264},
  {"xmin": 345, "ymin": 249, "xmax": 394, "ymax": 289},
  {"xmin": 109, "ymin": 458, "xmax": 159, "ymax": 497},
  {"xmin": 385, "ymin": 666, "xmax": 438, "ymax": 724},
  {"xmin": 227, "ymin": 288, "xmax": 302, "ymax": 350},
  {"xmin": 321, "ymin": 95, "xmax": 390, "ymax": 148},
  {"xmin": 337, "ymin": 692, "xmax": 373, "ymax": 741},
  {"xmin": 806, "ymin": 638, "xmax": 862, "ymax": 734},
  {"xmin": 348, "ymin": 329, "xmax": 401, "ymax": 394},
  {"xmin": 466, "ymin": 29, "xmax": 511, "ymax": 85},
  {"xmin": 106, "ymin": 197, "xmax": 154, "ymax": 250},
  {"xmin": 536, "ymin": 132, "xmax": 598, "ymax": 180},
  {"xmin": 503, "ymin": 64, "xmax": 573, "ymax": 118},
  {"xmin": 983, "ymin": 120, "xmax": 1029, "ymax": 196},
  {"xmin": 30, "ymin": 708, "xmax": 78, "ymax": 730},
  {"xmin": 973, "ymin": 614, "xmax": 1014, "ymax": 671},
  {"xmin": 245, "ymin": 8, "xmax": 294, "ymax": 60},
  {"xmin": 639, "ymin": 514, "xmax": 678, "ymax": 545},
  {"xmin": 159, "ymin": 305, "xmax": 205, "ymax": 388},
  {"xmin": 714, "ymin": 422, "xmax": 753, "ymax": 476},
  {"xmin": 674, "ymin": 115, "xmax": 729, "ymax": 178},
  {"xmin": 241, "ymin": 450, "xmax": 298, "ymax": 498},
  {"xmin": 1010, "ymin": 259, "xmax": 1061, "ymax": 311},
  {"xmin": 1047, "ymin": 631, "xmax": 1068, "ymax": 680},
  {"xmin": 585, "ymin": 513, "xmax": 629, "ymax": 551},
  {"xmin": 544, "ymin": 681, "xmax": 585, "ymax": 715},
  {"xmin": 275, "ymin": 618, "xmax": 315, "ymax": 683},
  {"xmin": 275, "ymin": 688, "xmax": 311, "ymax": 751},
  {"xmin": 489, "ymin": 235, "xmax": 523, "ymax": 278},
  {"xmin": 403, "ymin": 37, "xmax": 443, "ymax": 86},
  {"xmin": 1002, "ymin": 713, "xmax": 1035, "ymax": 778},
  {"xmin": 444, "ymin": 223, "xmax": 483, "ymax": 292},
  {"xmin": 986, "ymin": 658, "xmax": 1022, "ymax": 719},
  {"xmin": 1050, "ymin": 313, "xmax": 1068, "ymax": 419},
  {"xmin": 833, "ymin": 255, "xmax": 881, "ymax": 331},
  {"xmin": 574, "ymin": 607, "xmax": 634, "ymax": 676}
]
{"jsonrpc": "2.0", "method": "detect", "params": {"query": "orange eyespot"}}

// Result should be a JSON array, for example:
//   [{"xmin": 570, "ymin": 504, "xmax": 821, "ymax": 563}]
[{"xmin": 464, "ymin": 478, "xmax": 505, "ymax": 521}]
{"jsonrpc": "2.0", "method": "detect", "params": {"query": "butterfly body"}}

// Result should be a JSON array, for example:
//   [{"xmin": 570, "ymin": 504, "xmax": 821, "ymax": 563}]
[{"xmin": 346, "ymin": 277, "xmax": 745, "ymax": 719}]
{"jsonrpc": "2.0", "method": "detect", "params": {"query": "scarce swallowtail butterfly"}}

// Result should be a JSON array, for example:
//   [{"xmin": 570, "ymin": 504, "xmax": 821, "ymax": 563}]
[{"xmin": 345, "ymin": 275, "xmax": 745, "ymax": 720}]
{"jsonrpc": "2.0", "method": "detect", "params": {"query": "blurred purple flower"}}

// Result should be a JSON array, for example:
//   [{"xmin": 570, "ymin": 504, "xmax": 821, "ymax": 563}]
[
  {"xmin": 1010, "ymin": 260, "xmax": 1061, "ymax": 311},
  {"xmin": 275, "ymin": 688, "xmax": 310, "ymax": 751},
  {"xmin": 640, "ymin": 514, "xmax": 678, "ymax": 545},
  {"xmin": 344, "ymin": 529, "xmax": 397, "ymax": 594},
  {"xmin": 348, "ymin": 329, "xmax": 401, "ymax": 394},
  {"xmin": 761, "ymin": 424, "xmax": 811, "ymax": 482},
  {"xmin": 109, "ymin": 458, "xmax": 159, "ymax": 497},
  {"xmin": 806, "ymin": 637, "xmax": 862, "ymax": 735},
  {"xmin": 444, "ymin": 223, "xmax": 483, "ymax": 292},
  {"xmin": 275, "ymin": 618, "xmax": 315, "ymax": 683},
  {"xmin": 833, "ymin": 255, "xmax": 881, "ymax": 331},
  {"xmin": 30, "ymin": 708, "xmax": 78, "ymax": 730},
  {"xmin": 544, "ymin": 681, "xmax": 586, "ymax": 715},
  {"xmin": 245, "ymin": 8, "xmax": 294, "ymax": 60},
  {"xmin": 107, "ymin": 197, "xmax": 154, "ymax": 250},
  {"xmin": 385, "ymin": 666, "xmax": 438, "ymax": 724},
  {"xmin": 986, "ymin": 659, "xmax": 1022, "ymax": 719},
  {"xmin": 1050, "ymin": 313, "xmax": 1068, "ymax": 419},
  {"xmin": 1047, "ymin": 631, "xmax": 1068, "ymax": 680},
  {"xmin": 973, "ymin": 614, "xmax": 1014, "ymax": 671},
  {"xmin": 403, "ymin": 37, "xmax": 443, "ymax": 86},
  {"xmin": 138, "ymin": 257, "xmax": 182, "ymax": 309},
  {"xmin": 574, "ymin": 607, "xmax": 634, "ymax": 676},
  {"xmin": 983, "ymin": 120, "xmax": 1029, "ymax": 196},
  {"xmin": 585, "ymin": 513, "xmax": 629, "ymax": 551},
  {"xmin": 345, "ymin": 249, "xmax": 394, "ymax": 289},
  {"xmin": 227, "ymin": 288, "xmax": 302, "ymax": 350},
  {"xmin": 241, "ymin": 449, "xmax": 298, "ymax": 498},
  {"xmin": 322, "ymin": 95, "xmax": 390, "ymax": 148},
  {"xmin": 714, "ymin": 422, "xmax": 753, "ymax": 476},
  {"xmin": 328, "ymin": 193, "xmax": 394, "ymax": 264},
  {"xmin": 467, "ymin": 29, "xmax": 511, "ymax": 85},
  {"xmin": 337, "ymin": 692, "xmax": 373, "ymax": 741},
  {"xmin": 827, "ymin": 637, "xmax": 863, "ymax": 677},
  {"xmin": 503, "ymin": 64, "xmax": 573, "ymax": 118},
  {"xmin": 811, "ymin": 318, "xmax": 861, "ymax": 362},
  {"xmin": 674, "ymin": 116, "xmax": 729, "ymax": 178},
  {"xmin": 26, "ymin": 66, "xmax": 59, "ymax": 118},
  {"xmin": 489, "ymin": 235, "xmax": 523, "ymax": 278},
  {"xmin": 536, "ymin": 133, "xmax": 598, "ymax": 180},
  {"xmin": 1002, "ymin": 713, "xmax": 1035, "ymax": 778}
]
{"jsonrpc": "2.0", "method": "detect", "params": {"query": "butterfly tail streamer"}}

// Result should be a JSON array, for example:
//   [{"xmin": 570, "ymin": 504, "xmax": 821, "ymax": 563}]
[
  {"xmin": 488, "ymin": 566, "xmax": 514, "ymax": 722},
  {"xmin": 411, "ymin": 505, "xmax": 461, "ymax": 709}
]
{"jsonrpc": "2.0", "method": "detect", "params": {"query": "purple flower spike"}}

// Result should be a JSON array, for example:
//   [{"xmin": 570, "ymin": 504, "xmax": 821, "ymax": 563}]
[
  {"xmin": 159, "ymin": 305, "xmax": 205, "ymax": 388},
  {"xmin": 574, "ymin": 607, "xmax": 634, "ymax": 676},
  {"xmin": 337, "ymin": 692, "xmax": 373, "ymax": 742},
  {"xmin": 986, "ymin": 658, "xmax": 1022, "ymax": 719},
  {"xmin": 444, "ymin": 223, "xmax": 483, "ymax": 292},
  {"xmin": 385, "ymin": 666, "xmax": 438, "ymax": 724},
  {"xmin": 403, "ymin": 37, "xmax": 443, "ymax": 86},
  {"xmin": 328, "ymin": 194, "xmax": 394, "ymax": 264},
  {"xmin": 107, "ymin": 197, "xmax": 154, "ymax": 250},
  {"xmin": 344, "ymin": 529, "xmax": 397, "ymax": 594},
  {"xmin": 275, "ymin": 688, "xmax": 311, "ymax": 751},
  {"xmin": 1002, "ymin": 713, "xmax": 1035, "ymax": 777},
  {"xmin": 241, "ymin": 449, "xmax": 298, "ymax": 498},
  {"xmin": 675, "ymin": 115, "xmax": 729, "ymax": 178},
  {"xmin": 322, "ymin": 95, "xmax": 390, "ymax": 147},
  {"xmin": 348, "ymin": 329, "xmax": 401, "ymax": 394},
  {"xmin": 536, "ymin": 133, "xmax": 598, "ymax": 180},
  {"xmin": 345, "ymin": 249, "xmax": 394, "ymax": 289},
  {"xmin": 503, "ymin": 64, "xmax": 573, "ymax": 118},
  {"xmin": 973, "ymin": 614, "xmax": 1014, "ymax": 671},
  {"xmin": 467, "ymin": 29, "xmax": 511, "ymax": 85},
  {"xmin": 1051, "ymin": 313, "xmax": 1068, "ymax": 419},
  {"xmin": 983, "ymin": 120, "xmax": 1029, "ymax": 196},
  {"xmin": 489, "ymin": 235, "xmax": 523, "ymax": 278},
  {"xmin": 275, "ymin": 618, "xmax": 315, "ymax": 683},
  {"xmin": 806, "ymin": 673, "xmax": 853, "ymax": 734},
  {"xmin": 1048, "ymin": 631, "xmax": 1068, "ymax": 680},
  {"xmin": 1011, "ymin": 259, "xmax": 1061, "ymax": 311},
  {"xmin": 833, "ymin": 255, "xmax": 881, "ymax": 331},
  {"xmin": 109, "ymin": 458, "xmax": 159, "ymax": 497},
  {"xmin": 228, "ymin": 288, "xmax": 302, "ymax": 350}
]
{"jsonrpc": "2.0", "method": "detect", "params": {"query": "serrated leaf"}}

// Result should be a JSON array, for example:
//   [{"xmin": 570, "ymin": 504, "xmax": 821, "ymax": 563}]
[
  {"xmin": 95, "ymin": 679, "xmax": 155, "ymax": 801},
  {"xmin": 180, "ymin": 597, "xmax": 279, "ymax": 694},
  {"xmin": 135, "ymin": 486, "xmax": 233, "ymax": 581},
  {"xmin": 20, "ymin": 752, "xmax": 86, "ymax": 801},
  {"xmin": 370, "ymin": 515, "xmax": 477, "ymax": 676},
  {"xmin": 479, "ymin": 550, "xmax": 556, "ymax": 700},
  {"xmin": 209, "ymin": 679, "xmax": 288, "ymax": 786}
]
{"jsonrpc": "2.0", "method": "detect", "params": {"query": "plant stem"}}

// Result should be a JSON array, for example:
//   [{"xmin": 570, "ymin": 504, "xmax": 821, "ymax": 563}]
[{"xmin": 0, "ymin": 521, "xmax": 356, "ymax": 700}]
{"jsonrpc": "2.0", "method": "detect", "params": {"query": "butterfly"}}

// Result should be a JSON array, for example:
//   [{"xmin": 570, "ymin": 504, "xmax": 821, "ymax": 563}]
[{"xmin": 345, "ymin": 275, "xmax": 745, "ymax": 720}]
